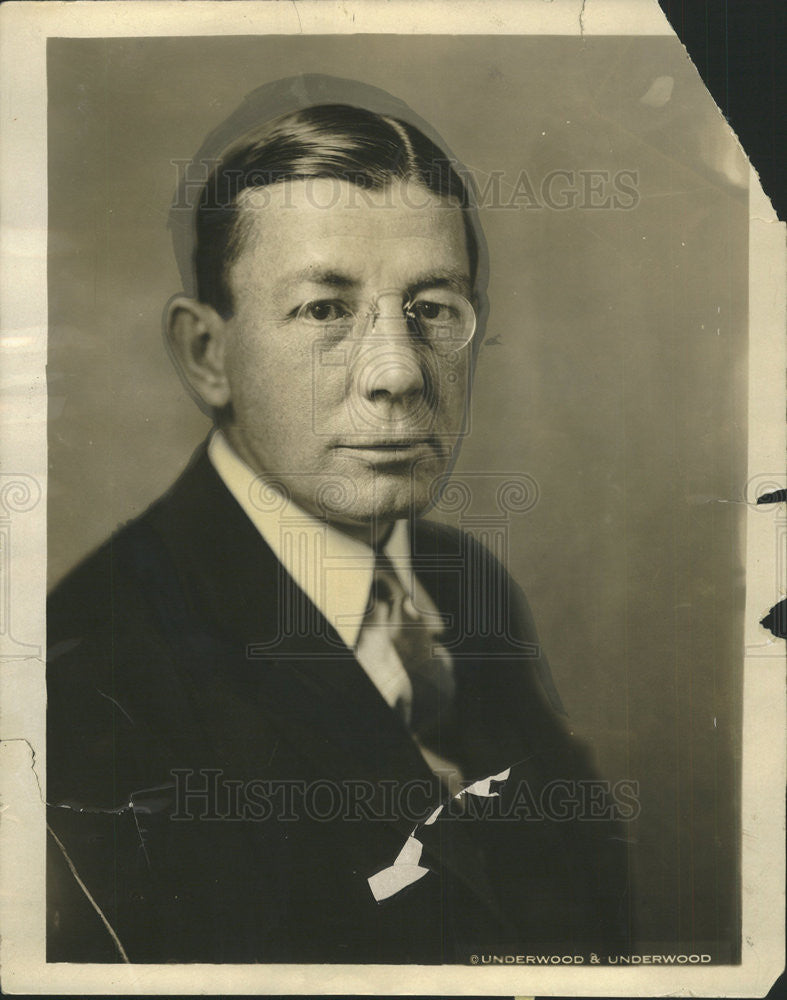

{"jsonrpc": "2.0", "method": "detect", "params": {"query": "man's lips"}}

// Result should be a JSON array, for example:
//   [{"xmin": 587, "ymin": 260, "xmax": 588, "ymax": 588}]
[
  {"xmin": 339, "ymin": 439, "xmax": 434, "ymax": 449},
  {"xmin": 334, "ymin": 439, "xmax": 440, "ymax": 460}
]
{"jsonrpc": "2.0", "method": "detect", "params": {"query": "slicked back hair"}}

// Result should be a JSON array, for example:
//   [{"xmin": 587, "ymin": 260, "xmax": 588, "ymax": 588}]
[{"xmin": 194, "ymin": 104, "xmax": 481, "ymax": 319}]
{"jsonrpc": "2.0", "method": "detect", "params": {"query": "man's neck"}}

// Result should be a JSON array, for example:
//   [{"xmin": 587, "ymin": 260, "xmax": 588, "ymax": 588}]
[
  {"xmin": 330, "ymin": 518, "xmax": 396, "ymax": 550},
  {"xmin": 215, "ymin": 424, "xmax": 401, "ymax": 550}
]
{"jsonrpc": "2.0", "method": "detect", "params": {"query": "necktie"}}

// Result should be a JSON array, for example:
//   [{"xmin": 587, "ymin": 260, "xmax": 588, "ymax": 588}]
[{"xmin": 368, "ymin": 552, "xmax": 458, "ymax": 757}]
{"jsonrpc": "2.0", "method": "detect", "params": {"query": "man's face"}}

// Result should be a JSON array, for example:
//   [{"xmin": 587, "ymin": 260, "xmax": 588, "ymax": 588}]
[{"xmin": 219, "ymin": 177, "xmax": 474, "ymax": 532}]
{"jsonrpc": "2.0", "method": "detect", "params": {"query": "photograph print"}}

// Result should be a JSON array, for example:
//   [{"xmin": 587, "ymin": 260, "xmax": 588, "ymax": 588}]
[{"xmin": 43, "ymin": 27, "xmax": 754, "ymax": 972}]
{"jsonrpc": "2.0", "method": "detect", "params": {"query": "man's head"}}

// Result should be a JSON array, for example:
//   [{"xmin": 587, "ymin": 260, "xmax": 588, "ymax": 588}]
[{"xmin": 167, "ymin": 103, "xmax": 486, "ymax": 538}]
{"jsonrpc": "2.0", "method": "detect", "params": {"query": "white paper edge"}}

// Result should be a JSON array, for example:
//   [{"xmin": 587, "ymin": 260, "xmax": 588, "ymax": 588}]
[{"xmin": 0, "ymin": 0, "xmax": 784, "ymax": 995}]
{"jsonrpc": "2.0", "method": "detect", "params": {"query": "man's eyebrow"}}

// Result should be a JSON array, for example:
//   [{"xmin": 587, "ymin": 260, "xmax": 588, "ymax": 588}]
[
  {"xmin": 284, "ymin": 267, "xmax": 358, "ymax": 289},
  {"xmin": 406, "ymin": 270, "xmax": 472, "ymax": 297},
  {"xmin": 281, "ymin": 266, "xmax": 472, "ymax": 295}
]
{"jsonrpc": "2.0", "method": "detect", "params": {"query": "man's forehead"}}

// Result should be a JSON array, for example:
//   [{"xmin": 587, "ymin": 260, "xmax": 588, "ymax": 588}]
[
  {"xmin": 235, "ymin": 176, "xmax": 468, "ymax": 246},
  {"xmin": 228, "ymin": 178, "xmax": 472, "ymax": 297},
  {"xmin": 274, "ymin": 263, "xmax": 473, "ymax": 296}
]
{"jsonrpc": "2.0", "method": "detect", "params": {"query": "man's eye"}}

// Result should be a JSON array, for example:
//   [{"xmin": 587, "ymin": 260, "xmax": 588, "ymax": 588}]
[
  {"xmin": 411, "ymin": 300, "xmax": 454, "ymax": 323},
  {"xmin": 302, "ymin": 300, "xmax": 351, "ymax": 324}
]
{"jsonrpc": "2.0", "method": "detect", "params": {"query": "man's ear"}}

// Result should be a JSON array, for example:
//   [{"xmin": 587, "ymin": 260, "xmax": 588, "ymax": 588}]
[{"xmin": 166, "ymin": 297, "xmax": 232, "ymax": 409}]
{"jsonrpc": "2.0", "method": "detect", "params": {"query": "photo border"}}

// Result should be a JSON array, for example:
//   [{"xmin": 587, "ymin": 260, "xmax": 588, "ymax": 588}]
[{"xmin": 0, "ymin": 1, "xmax": 783, "ymax": 995}]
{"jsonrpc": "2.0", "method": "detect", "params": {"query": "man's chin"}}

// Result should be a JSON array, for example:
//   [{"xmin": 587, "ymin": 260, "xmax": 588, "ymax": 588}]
[
  {"xmin": 316, "ymin": 475, "xmax": 437, "ymax": 535},
  {"xmin": 324, "ymin": 496, "xmax": 429, "ymax": 531}
]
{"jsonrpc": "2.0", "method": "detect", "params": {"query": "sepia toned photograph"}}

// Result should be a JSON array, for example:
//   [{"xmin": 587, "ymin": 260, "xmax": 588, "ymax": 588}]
[{"xmin": 0, "ymin": 1, "xmax": 784, "ymax": 995}]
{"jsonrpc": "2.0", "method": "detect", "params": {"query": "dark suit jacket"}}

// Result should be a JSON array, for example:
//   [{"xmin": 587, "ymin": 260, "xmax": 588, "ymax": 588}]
[{"xmin": 46, "ymin": 443, "xmax": 631, "ymax": 963}]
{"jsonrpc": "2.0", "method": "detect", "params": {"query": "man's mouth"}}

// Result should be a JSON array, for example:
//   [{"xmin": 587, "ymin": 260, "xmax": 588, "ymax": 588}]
[
  {"xmin": 335, "ymin": 439, "xmax": 440, "ymax": 461},
  {"xmin": 343, "ymin": 439, "xmax": 432, "ymax": 448}
]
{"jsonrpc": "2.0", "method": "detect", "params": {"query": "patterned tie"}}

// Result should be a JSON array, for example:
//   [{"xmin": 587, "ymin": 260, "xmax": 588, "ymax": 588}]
[{"xmin": 369, "ymin": 552, "xmax": 458, "ymax": 754}]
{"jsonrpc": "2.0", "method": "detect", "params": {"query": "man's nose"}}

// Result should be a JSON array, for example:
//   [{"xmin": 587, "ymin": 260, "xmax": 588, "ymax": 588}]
[{"xmin": 354, "ymin": 312, "xmax": 428, "ymax": 404}]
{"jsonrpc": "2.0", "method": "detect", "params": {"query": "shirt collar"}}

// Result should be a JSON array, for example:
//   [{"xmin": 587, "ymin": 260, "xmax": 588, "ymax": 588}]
[{"xmin": 207, "ymin": 429, "xmax": 414, "ymax": 650}]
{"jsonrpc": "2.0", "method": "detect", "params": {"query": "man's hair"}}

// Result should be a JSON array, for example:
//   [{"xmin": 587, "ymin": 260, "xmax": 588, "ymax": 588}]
[{"xmin": 194, "ymin": 104, "xmax": 480, "ymax": 318}]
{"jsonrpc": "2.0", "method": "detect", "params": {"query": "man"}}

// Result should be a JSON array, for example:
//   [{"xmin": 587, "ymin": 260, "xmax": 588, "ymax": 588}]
[{"xmin": 47, "ymin": 89, "xmax": 630, "ymax": 963}]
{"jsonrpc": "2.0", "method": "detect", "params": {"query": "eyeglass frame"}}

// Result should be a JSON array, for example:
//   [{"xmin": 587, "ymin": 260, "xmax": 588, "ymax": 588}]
[{"xmin": 292, "ymin": 287, "xmax": 478, "ymax": 356}]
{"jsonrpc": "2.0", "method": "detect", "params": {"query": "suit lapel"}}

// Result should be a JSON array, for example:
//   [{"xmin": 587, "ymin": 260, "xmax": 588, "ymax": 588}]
[
  {"xmin": 147, "ymin": 445, "xmax": 433, "ymax": 777},
  {"xmin": 411, "ymin": 517, "xmax": 574, "ymax": 778},
  {"xmin": 146, "ymin": 448, "xmax": 507, "ymax": 914}
]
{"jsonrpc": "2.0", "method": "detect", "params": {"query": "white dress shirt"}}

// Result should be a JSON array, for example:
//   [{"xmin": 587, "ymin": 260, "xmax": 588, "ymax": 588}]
[{"xmin": 207, "ymin": 430, "xmax": 450, "ymax": 724}]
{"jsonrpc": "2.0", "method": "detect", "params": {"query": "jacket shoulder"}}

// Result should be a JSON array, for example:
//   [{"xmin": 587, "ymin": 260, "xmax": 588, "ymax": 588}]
[
  {"xmin": 414, "ymin": 517, "xmax": 515, "ymax": 575},
  {"xmin": 46, "ymin": 448, "xmax": 219, "ymax": 807}
]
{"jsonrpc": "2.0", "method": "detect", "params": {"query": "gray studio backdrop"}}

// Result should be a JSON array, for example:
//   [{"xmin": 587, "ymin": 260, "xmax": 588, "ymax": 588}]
[{"xmin": 48, "ymin": 35, "xmax": 748, "ymax": 959}]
